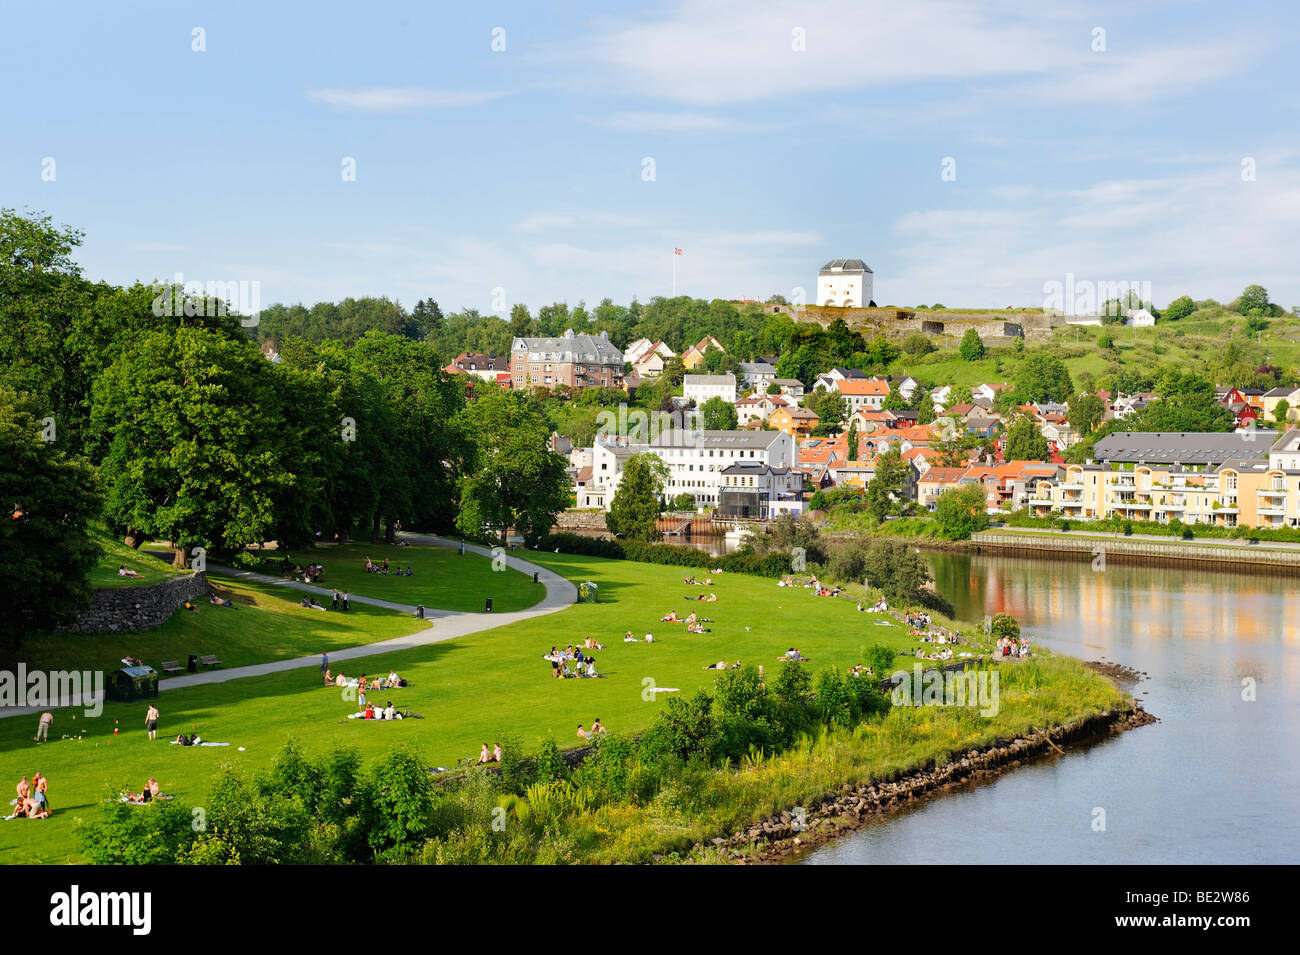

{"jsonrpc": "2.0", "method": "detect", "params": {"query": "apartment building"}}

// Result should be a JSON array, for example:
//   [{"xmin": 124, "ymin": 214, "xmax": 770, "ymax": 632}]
[
  {"xmin": 650, "ymin": 429, "xmax": 797, "ymax": 509},
  {"xmin": 510, "ymin": 329, "xmax": 625, "ymax": 389}
]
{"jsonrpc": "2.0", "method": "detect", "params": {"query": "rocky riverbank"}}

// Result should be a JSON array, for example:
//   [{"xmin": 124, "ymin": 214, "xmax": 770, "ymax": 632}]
[{"xmin": 682, "ymin": 702, "xmax": 1156, "ymax": 865}]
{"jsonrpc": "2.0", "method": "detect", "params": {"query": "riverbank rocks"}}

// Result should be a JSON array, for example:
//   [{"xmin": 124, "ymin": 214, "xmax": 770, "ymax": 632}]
[{"xmin": 690, "ymin": 704, "xmax": 1156, "ymax": 865}]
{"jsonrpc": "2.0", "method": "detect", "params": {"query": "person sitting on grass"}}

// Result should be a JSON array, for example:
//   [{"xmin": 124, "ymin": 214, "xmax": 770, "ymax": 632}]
[
  {"xmin": 585, "ymin": 657, "xmax": 598, "ymax": 678},
  {"xmin": 582, "ymin": 637, "xmax": 605, "ymax": 650},
  {"xmin": 476, "ymin": 743, "xmax": 492, "ymax": 765},
  {"xmin": 684, "ymin": 611, "xmax": 698, "ymax": 625},
  {"xmin": 687, "ymin": 622, "xmax": 710, "ymax": 634},
  {"xmin": 624, "ymin": 631, "xmax": 638, "ymax": 643},
  {"xmin": 209, "ymin": 591, "xmax": 236, "ymax": 608},
  {"xmin": 117, "ymin": 565, "xmax": 144, "ymax": 579},
  {"xmin": 576, "ymin": 724, "xmax": 588, "ymax": 740},
  {"xmin": 661, "ymin": 611, "xmax": 681, "ymax": 622},
  {"xmin": 126, "ymin": 778, "xmax": 161, "ymax": 804},
  {"xmin": 590, "ymin": 719, "xmax": 606, "ymax": 734},
  {"xmin": 493, "ymin": 742, "xmax": 503, "ymax": 761},
  {"xmin": 300, "ymin": 596, "xmax": 326, "ymax": 611}
]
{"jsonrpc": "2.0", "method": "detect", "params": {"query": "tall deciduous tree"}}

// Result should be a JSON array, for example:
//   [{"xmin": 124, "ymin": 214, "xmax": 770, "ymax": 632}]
[
  {"xmin": 1004, "ymin": 416, "xmax": 1050, "ymax": 460},
  {"xmin": 866, "ymin": 447, "xmax": 908, "ymax": 522},
  {"xmin": 454, "ymin": 389, "xmax": 568, "ymax": 544},
  {"xmin": 607, "ymin": 452, "xmax": 669, "ymax": 541},
  {"xmin": 933, "ymin": 482, "xmax": 989, "ymax": 540},
  {"xmin": 0, "ymin": 388, "xmax": 102, "ymax": 667},
  {"xmin": 698, "ymin": 396, "xmax": 738, "ymax": 431}
]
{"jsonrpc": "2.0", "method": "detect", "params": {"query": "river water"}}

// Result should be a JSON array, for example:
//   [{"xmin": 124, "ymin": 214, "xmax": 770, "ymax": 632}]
[{"xmin": 799, "ymin": 550, "xmax": 1300, "ymax": 865}]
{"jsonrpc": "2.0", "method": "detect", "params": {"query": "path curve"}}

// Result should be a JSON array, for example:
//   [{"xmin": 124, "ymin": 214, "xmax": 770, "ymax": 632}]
[{"xmin": 0, "ymin": 537, "xmax": 575, "ymax": 717}]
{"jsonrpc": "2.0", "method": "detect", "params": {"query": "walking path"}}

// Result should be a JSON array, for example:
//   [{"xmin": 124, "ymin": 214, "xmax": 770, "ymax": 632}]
[{"xmin": 0, "ymin": 536, "xmax": 576, "ymax": 718}]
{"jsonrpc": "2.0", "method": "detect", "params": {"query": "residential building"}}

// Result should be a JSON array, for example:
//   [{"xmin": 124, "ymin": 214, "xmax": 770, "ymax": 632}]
[
  {"xmin": 680, "ymin": 335, "xmax": 725, "ymax": 370},
  {"xmin": 510, "ymin": 329, "xmax": 624, "ymax": 390},
  {"xmin": 772, "ymin": 378, "xmax": 806, "ymax": 399},
  {"xmin": 717, "ymin": 463, "xmax": 804, "ymax": 518},
  {"xmin": 769, "ymin": 405, "xmax": 819, "ymax": 437},
  {"xmin": 651, "ymin": 429, "xmax": 796, "ymax": 509},
  {"xmin": 445, "ymin": 353, "xmax": 510, "ymax": 381},
  {"xmin": 836, "ymin": 377, "xmax": 891, "ymax": 413},
  {"xmin": 683, "ymin": 373, "xmax": 737, "ymax": 406},
  {"xmin": 739, "ymin": 360, "xmax": 777, "ymax": 392}
]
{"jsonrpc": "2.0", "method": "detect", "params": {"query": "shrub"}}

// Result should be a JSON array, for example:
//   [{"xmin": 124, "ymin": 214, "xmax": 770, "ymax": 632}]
[{"xmin": 990, "ymin": 612, "xmax": 1020, "ymax": 640}]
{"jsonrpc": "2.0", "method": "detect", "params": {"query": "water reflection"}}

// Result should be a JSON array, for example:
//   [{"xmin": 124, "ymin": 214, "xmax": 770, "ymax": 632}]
[{"xmin": 798, "ymin": 550, "xmax": 1300, "ymax": 865}]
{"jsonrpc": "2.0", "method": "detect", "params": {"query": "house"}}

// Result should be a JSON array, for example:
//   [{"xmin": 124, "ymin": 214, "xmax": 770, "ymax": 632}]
[
  {"xmin": 510, "ymin": 330, "xmax": 624, "ymax": 390},
  {"xmin": 717, "ymin": 463, "xmax": 804, "ymax": 518},
  {"xmin": 738, "ymin": 360, "xmax": 777, "ymax": 392},
  {"xmin": 930, "ymin": 385, "xmax": 952, "ymax": 411},
  {"xmin": 445, "ymin": 353, "xmax": 510, "ymax": 381},
  {"xmin": 973, "ymin": 382, "xmax": 1010, "ymax": 403},
  {"xmin": 623, "ymin": 338, "xmax": 655, "ymax": 365},
  {"xmin": 680, "ymin": 336, "xmax": 725, "ymax": 370},
  {"xmin": 684, "ymin": 373, "xmax": 737, "ymax": 406},
  {"xmin": 769, "ymin": 405, "xmax": 820, "ymax": 437},
  {"xmin": 917, "ymin": 467, "xmax": 973, "ymax": 510},
  {"xmin": 578, "ymin": 439, "xmax": 651, "ymax": 510},
  {"xmin": 772, "ymin": 378, "xmax": 806, "ymax": 399},
  {"xmin": 965, "ymin": 417, "xmax": 1001, "ymax": 440},
  {"xmin": 817, "ymin": 258, "xmax": 874, "ymax": 307},
  {"xmin": 1262, "ymin": 386, "xmax": 1300, "ymax": 422},
  {"xmin": 837, "ymin": 377, "xmax": 891, "ymax": 413},
  {"xmin": 812, "ymin": 368, "xmax": 868, "ymax": 393},
  {"xmin": 1127, "ymin": 308, "xmax": 1156, "ymax": 327},
  {"xmin": 630, "ymin": 341, "xmax": 675, "ymax": 379}
]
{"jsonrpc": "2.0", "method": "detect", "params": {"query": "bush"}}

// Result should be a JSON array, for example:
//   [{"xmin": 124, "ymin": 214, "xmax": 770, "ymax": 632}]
[{"xmin": 989, "ymin": 613, "xmax": 1020, "ymax": 640}]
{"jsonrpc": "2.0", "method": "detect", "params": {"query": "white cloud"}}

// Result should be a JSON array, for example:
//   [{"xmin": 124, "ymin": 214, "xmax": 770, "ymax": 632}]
[
  {"xmin": 306, "ymin": 87, "xmax": 504, "ymax": 111},
  {"xmin": 588, "ymin": 110, "xmax": 755, "ymax": 132}
]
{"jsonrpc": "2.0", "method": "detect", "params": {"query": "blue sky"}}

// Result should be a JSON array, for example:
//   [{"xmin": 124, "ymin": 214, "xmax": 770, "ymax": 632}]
[{"xmin": 4, "ymin": 0, "xmax": 1298, "ymax": 313}]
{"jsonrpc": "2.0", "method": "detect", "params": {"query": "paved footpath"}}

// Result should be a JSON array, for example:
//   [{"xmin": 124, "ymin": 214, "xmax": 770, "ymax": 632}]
[{"xmin": 0, "ymin": 536, "xmax": 575, "ymax": 718}]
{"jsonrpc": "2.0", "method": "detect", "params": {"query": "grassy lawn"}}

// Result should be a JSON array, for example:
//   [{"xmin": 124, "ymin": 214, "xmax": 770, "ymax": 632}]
[
  {"xmin": 19, "ymin": 575, "xmax": 428, "ymax": 677},
  {"xmin": 0, "ymin": 549, "xmax": 946, "ymax": 863},
  {"xmin": 87, "ymin": 531, "xmax": 189, "ymax": 589},
  {"xmin": 245, "ymin": 540, "xmax": 543, "ymax": 614}
]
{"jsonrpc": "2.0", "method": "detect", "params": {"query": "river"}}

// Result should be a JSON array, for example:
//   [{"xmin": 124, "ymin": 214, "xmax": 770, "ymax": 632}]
[{"xmin": 798, "ymin": 550, "xmax": 1300, "ymax": 864}]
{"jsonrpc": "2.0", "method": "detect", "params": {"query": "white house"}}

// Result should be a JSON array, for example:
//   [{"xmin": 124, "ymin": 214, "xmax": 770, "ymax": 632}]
[
  {"xmin": 684, "ymin": 373, "xmax": 737, "ymax": 406},
  {"xmin": 817, "ymin": 258, "xmax": 874, "ymax": 307},
  {"xmin": 739, "ymin": 360, "xmax": 777, "ymax": 392},
  {"xmin": 772, "ymin": 378, "xmax": 806, "ymax": 399},
  {"xmin": 651, "ymin": 430, "xmax": 796, "ymax": 509},
  {"xmin": 717, "ymin": 463, "xmax": 804, "ymax": 518},
  {"xmin": 579, "ymin": 439, "xmax": 650, "ymax": 510},
  {"xmin": 1127, "ymin": 308, "xmax": 1156, "ymax": 327}
]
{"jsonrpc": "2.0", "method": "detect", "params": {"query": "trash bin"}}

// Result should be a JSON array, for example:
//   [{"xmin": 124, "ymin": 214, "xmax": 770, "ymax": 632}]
[
  {"xmin": 107, "ymin": 665, "xmax": 160, "ymax": 703},
  {"xmin": 485, "ymin": 597, "xmax": 493, "ymax": 613},
  {"xmin": 188, "ymin": 654, "xmax": 199, "ymax": 673}
]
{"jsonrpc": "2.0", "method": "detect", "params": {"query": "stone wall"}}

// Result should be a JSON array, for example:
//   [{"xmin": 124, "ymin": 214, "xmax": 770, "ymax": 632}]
[
  {"xmin": 58, "ymin": 573, "xmax": 211, "ymax": 633},
  {"xmin": 556, "ymin": 510, "xmax": 610, "ymax": 531}
]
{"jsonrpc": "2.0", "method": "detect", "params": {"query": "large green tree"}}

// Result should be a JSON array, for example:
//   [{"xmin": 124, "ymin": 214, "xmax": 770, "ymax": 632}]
[
  {"xmin": 89, "ymin": 327, "xmax": 295, "ymax": 566},
  {"xmin": 866, "ymin": 447, "xmax": 909, "ymax": 522},
  {"xmin": 1014, "ymin": 354, "xmax": 1074, "ymax": 404},
  {"xmin": 698, "ymin": 396, "xmax": 738, "ymax": 431},
  {"xmin": 933, "ymin": 482, "xmax": 989, "ymax": 541},
  {"xmin": 454, "ymin": 389, "xmax": 569, "ymax": 544},
  {"xmin": 0, "ymin": 389, "xmax": 102, "ymax": 666},
  {"xmin": 607, "ymin": 452, "xmax": 669, "ymax": 541},
  {"xmin": 1003, "ymin": 416, "xmax": 1050, "ymax": 460}
]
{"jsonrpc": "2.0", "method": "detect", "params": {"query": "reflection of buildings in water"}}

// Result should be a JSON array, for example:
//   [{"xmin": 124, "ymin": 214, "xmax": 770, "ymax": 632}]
[{"xmin": 955, "ymin": 554, "xmax": 1300, "ymax": 651}]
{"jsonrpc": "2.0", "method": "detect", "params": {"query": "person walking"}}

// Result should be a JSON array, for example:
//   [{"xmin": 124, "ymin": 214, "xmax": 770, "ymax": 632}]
[
  {"xmin": 34, "ymin": 710, "xmax": 52, "ymax": 743},
  {"xmin": 320, "ymin": 652, "xmax": 329, "ymax": 682},
  {"xmin": 145, "ymin": 703, "xmax": 159, "ymax": 741}
]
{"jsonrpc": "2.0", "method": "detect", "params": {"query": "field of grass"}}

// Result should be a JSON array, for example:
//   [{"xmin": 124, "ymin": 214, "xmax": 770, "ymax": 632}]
[
  {"xmin": 246, "ymin": 540, "xmax": 543, "ymax": 614},
  {"xmin": 86, "ymin": 531, "xmax": 189, "ymax": 589},
  {"xmin": 20, "ymin": 575, "xmax": 428, "ymax": 677},
  {"xmin": 0, "ymin": 547, "xmax": 948, "ymax": 863}
]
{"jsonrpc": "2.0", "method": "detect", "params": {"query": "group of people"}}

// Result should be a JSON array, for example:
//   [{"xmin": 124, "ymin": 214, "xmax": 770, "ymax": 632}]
[
  {"xmin": 997, "ymin": 636, "xmax": 1031, "ymax": 658},
  {"xmin": 363, "ymin": 556, "xmax": 412, "ymax": 576},
  {"xmin": 123, "ymin": 778, "xmax": 164, "ymax": 804},
  {"xmin": 779, "ymin": 647, "xmax": 808, "ymax": 663},
  {"xmin": 353, "ymin": 700, "xmax": 402, "ymax": 720},
  {"xmin": 279, "ymin": 558, "xmax": 324, "ymax": 583},
  {"xmin": 624, "ymin": 631, "xmax": 655, "ymax": 643},
  {"xmin": 682, "ymin": 575, "xmax": 714, "ymax": 586},
  {"xmin": 659, "ymin": 610, "xmax": 711, "ymax": 633},
  {"xmin": 576, "ymin": 719, "xmax": 606, "ymax": 739},
  {"xmin": 328, "ymin": 590, "xmax": 352, "ymax": 611},
  {"xmin": 476, "ymin": 742, "xmax": 504, "ymax": 764},
  {"xmin": 545, "ymin": 646, "xmax": 599, "ymax": 679},
  {"xmin": 10, "ymin": 773, "xmax": 50, "ymax": 819}
]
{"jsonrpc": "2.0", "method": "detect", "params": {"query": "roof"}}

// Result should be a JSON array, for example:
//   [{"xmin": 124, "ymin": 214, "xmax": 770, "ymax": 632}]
[
  {"xmin": 838, "ymin": 379, "xmax": 890, "ymax": 396},
  {"xmin": 777, "ymin": 407, "xmax": 819, "ymax": 420},
  {"xmin": 684, "ymin": 374, "xmax": 736, "ymax": 387},
  {"xmin": 918, "ymin": 467, "xmax": 969, "ymax": 484},
  {"xmin": 649, "ymin": 430, "xmax": 786, "ymax": 450},
  {"xmin": 720, "ymin": 463, "xmax": 793, "ymax": 476},
  {"xmin": 819, "ymin": 258, "xmax": 873, "ymax": 274},
  {"xmin": 1093, "ymin": 431, "xmax": 1279, "ymax": 464},
  {"xmin": 512, "ymin": 331, "xmax": 623, "ymax": 365},
  {"xmin": 773, "ymin": 378, "xmax": 805, "ymax": 388}
]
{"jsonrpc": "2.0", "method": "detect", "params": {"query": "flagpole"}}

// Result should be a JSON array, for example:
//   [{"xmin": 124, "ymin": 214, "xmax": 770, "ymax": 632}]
[{"xmin": 672, "ymin": 250, "xmax": 676, "ymax": 297}]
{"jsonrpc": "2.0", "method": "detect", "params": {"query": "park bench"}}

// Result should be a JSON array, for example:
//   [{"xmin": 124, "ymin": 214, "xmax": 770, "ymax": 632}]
[
  {"xmin": 199, "ymin": 654, "xmax": 223, "ymax": 670},
  {"xmin": 160, "ymin": 660, "xmax": 184, "ymax": 674}
]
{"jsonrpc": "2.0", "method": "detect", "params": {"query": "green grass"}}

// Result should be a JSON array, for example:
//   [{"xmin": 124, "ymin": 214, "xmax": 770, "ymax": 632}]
[
  {"xmin": 0, "ymin": 548, "xmax": 940, "ymax": 863},
  {"xmin": 19, "ymin": 576, "xmax": 429, "ymax": 677},
  {"xmin": 246, "ymin": 540, "xmax": 543, "ymax": 613},
  {"xmin": 86, "ymin": 531, "xmax": 189, "ymax": 589}
]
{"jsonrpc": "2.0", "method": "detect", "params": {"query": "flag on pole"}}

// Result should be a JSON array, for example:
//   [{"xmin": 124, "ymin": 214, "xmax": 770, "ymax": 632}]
[{"xmin": 674, "ymin": 248, "xmax": 682, "ymax": 255}]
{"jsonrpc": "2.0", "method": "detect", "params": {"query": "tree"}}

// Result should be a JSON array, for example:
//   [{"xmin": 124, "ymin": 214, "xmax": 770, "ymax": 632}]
[
  {"xmin": 882, "ymin": 384, "xmax": 909, "ymax": 411},
  {"xmin": 1069, "ymin": 392, "xmax": 1105, "ymax": 436},
  {"xmin": 607, "ymin": 452, "xmax": 669, "ymax": 541},
  {"xmin": 865, "ymin": 448, "xmax": 908, "ymax": 522},
  {"xmin": 933, "ymin": 482, "xmax": 988, "ymax": 540},
  {"xmin": 669, "ymin": 492, "xmax": 696, "ymax": 511},
  {"xmin": 1014, "ymin": 354, "xmax": 1073, "ymax": 404},
  {"xmin": 846, "ymin": 421, "xmax": 858, "ymax": 462},
  {"xmin": 1274, "ymin": 399, "xmax": 1290, "ymax": 427},
  {"xmin": 698, "ymin": 396, "xmax": 737, "ymax": 431},
  {"xmin": 410, "ymin": 298, "xmax": 444, "ymax": 339},
  {"xmin": 1003, "ymin": 416, "xmax": 1049, "ymax": 461},
  {"xmin": 864, "ymin": 538, "xmax": 932, "ymax": 603},
  {"xmin": 902, "ymin": 332, "xmax": 935, "ymax": 355},
  {"xmin": 0, "ymin": 388, "xmax": 102, "ymax": 668},
  {"xmin": 1163, "ymin": 295, "xmax": 1195, "ymax": 321},
  {"xmin": 958, "ymin": 328, "xmax": 985, "ymax": 360},
  {"xmin": 89, "ymin": 327, "xmax": 296, "ymax": 566},
  {"xmin": 807, "ymin": 388, "xmax": 846, "ymax": 429},
  {"xmin": 455, "ymin": 389, "xmax": 569, "ymax": 544},
  {"xmin": 1236, "ymin": 285, "xmax": 1272, "ymax": 315}
]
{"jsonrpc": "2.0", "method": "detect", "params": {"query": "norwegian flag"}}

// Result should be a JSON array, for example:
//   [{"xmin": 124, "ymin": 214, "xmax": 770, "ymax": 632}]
[{"xmin": 673, "ymin": 248, "xmax": 682, "ymax": 255}]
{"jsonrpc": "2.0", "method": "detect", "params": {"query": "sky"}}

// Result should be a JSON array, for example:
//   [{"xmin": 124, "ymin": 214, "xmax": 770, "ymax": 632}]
[{"xmin": 3, "ymin": 0, "xmax": 1299, "ymax": 315}]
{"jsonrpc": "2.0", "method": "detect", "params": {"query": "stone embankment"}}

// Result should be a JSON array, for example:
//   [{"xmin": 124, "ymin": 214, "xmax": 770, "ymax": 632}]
[{"xmin": 57, "ymin": 573, "xmax": 210, "ymax": 633}]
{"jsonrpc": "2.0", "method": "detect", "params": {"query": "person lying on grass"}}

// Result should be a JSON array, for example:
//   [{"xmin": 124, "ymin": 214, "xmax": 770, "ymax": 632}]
[
  {"xmin": 117, "ymin": 565, "xmax": 144, "ymax": 579},
  {"xmin": 125, "ymin": 778, "xmax": 162, "ymax": 804},
  {"xmin": 300, "ymin": 596, "xmax": 327, "ymax": 611},
  {"xmin": 703, "ymin": 659, "xmax": 740, "ymax": 670},
  {"xmin": 209, "ymin": 591, "xmax": 236, "ymax": 608},
  {"xmin": 660, "ymin": 611, "xmax": 681, "ymax": 622}
]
